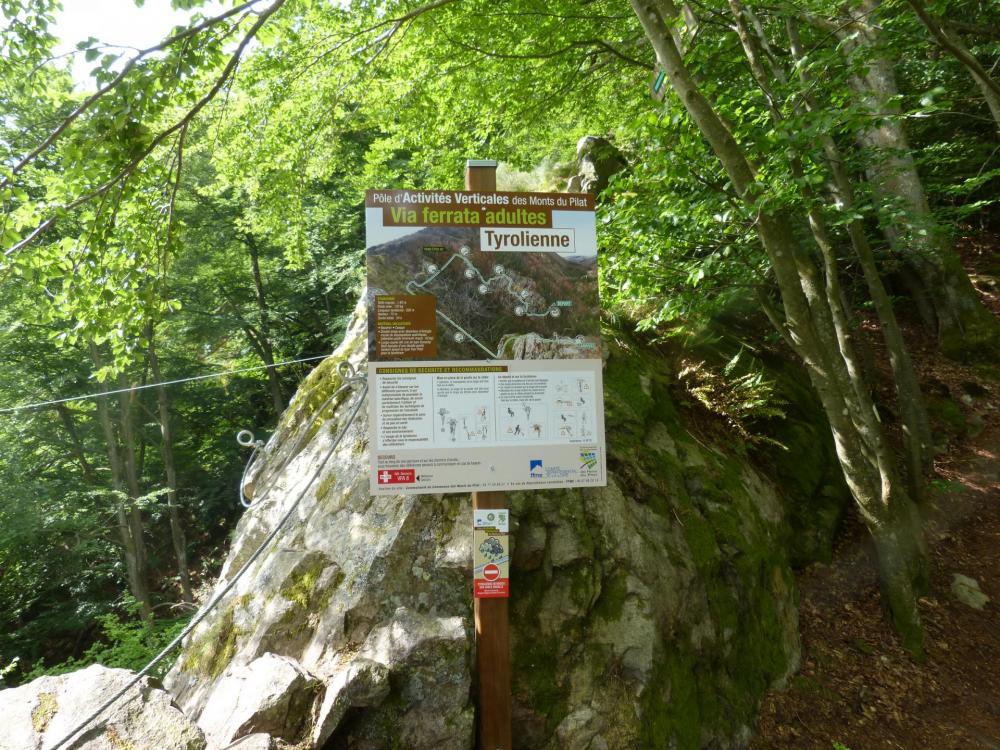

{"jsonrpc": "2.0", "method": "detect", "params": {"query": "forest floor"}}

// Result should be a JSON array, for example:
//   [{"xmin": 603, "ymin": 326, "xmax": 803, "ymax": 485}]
[{"xmin": 751, "ymin": 235, "xmax": 1000, "ymax": 750}]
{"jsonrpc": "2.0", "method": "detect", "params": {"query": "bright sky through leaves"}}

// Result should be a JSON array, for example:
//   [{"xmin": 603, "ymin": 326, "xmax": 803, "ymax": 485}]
[{"xmin": 54, "ymin": 0, "xmax": 225, "ymax": 86}]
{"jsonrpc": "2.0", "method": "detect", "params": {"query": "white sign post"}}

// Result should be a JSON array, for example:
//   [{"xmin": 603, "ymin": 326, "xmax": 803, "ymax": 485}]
[{"xmin": 365, "ymin": 164, "xmax": 606, "ymax": 750}]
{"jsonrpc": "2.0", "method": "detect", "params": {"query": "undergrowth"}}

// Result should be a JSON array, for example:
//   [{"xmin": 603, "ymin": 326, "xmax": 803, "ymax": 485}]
[
  {"xmin": 677, "ymin": 350, "xmax": 787, "ymax": 445},
  {"xmin": 23, "ymin": 598, "xmax": 190, "ymax": 681}
]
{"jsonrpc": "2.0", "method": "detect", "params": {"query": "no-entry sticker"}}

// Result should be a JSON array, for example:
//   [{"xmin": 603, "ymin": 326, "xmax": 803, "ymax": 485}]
[{"xmin": 474, "ymin": 509, "xmax": 509, "ymax": 598}]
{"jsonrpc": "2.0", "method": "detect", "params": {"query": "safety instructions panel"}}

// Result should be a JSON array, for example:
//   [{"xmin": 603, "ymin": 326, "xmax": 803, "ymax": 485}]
[
  {"xmin": 474, "ymin": 509, "xmax": 509, "ymax": 598},
  {"xmin": 365, "ymin": 188, "xmax": 606, "ymax": 495}
]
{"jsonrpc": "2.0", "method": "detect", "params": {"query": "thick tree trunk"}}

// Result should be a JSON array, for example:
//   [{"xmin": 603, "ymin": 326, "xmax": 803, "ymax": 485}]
[
  {"xmin": 632, "ymin": 0, "xmax": 927, "ymax": 655},
  {"xmin": 148, "ymin": 327, "xmax": 194, "ymax": 603},
  {"xmin": 841, "ymin": 0, "xmax": 1000, "ymax": 359},
  {"xmin": 246, "ymin": 236, "xmax": 285, "ymax": 415},
  {"xmin": 871, "ymin": 498, "xmax": 929, "ymax": 655},
  {"xmin": 89, "ymin": 344, "xmax": 153, "ymax": 620}
]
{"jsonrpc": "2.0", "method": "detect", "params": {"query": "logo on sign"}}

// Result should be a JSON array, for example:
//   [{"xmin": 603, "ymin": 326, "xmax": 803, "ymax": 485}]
[
  {"xmin": 529, "ymin": 459, "xmax": 544, "ymax": 478},
  {"xmin": 579, "ymin": 450, "xmax": 598, "ymax": 470},
  {"xmin": 377, "ymin": 469, "xmax": 416, "ymax": 485}
]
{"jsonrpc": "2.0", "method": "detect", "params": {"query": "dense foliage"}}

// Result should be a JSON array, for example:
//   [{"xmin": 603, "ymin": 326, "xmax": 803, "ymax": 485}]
[{"xmin": 1, "ymin": 0, "xmax": 998, "ymax": 679}]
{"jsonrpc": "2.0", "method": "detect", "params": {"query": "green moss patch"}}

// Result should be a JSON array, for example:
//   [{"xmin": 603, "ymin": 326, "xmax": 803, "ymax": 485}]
[
  {"xmin": 280, "ymin": 552, "xmax": 339, "ymax": 613},
  {"xmin": 181, "ymin": 605, "xmax": 244, "ymax": 679}
]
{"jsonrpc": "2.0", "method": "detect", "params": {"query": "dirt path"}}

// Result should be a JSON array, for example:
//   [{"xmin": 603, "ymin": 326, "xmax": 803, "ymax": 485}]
[{"xmin": 751, "ymin": 395, "xmax": 1000, "ymax": 749}]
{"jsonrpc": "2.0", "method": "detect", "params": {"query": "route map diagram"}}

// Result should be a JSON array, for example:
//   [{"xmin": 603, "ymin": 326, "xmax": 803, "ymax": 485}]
[
  {"xmin": 404, "ymin": 245, "xmax": 588, "ymax": 359},
  {"xmin": 366, "ymin": 225, "xmax": 600, "ymax": 362}
]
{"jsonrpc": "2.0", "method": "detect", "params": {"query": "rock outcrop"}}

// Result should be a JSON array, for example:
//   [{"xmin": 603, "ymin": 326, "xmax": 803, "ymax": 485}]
[
  {"xmin": 0, "ymin": 664, "xmax": 205, "ymax": 750},
  {"xmin": 0, "ymin": 300, "xmax": 848, "ymax": 749},
  {"xmin": 566, "ymin": 136, "xmax": 627, "ymax": 195},
  {"xmin": 197, "ymin": 653, "xmax": 319, "ymax": 747},
  {"xmin": 155, "ymin": 299, "xmax": 844, "ymax": 749}
]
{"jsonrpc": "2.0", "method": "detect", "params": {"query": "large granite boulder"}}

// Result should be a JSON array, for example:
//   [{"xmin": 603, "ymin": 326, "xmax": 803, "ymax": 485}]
[
  {"xmin": 0, "ymin": 664, "xmax": 204, "ymax": 750},
  {"xmin": 197, "ymin": 652, "xmax": 319, "ymax": 747}
]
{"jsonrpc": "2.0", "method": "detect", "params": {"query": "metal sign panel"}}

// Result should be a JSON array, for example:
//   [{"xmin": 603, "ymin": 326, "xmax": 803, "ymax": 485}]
[{"xmin": 366, "ymin": 189, "xmax": 607, "ymax": 495}]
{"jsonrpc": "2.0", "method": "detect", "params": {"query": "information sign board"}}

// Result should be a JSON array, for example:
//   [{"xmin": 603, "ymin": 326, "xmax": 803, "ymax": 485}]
[{"xmin": 366, "ymin": 189, "xmax": 607, "ymax": 495}]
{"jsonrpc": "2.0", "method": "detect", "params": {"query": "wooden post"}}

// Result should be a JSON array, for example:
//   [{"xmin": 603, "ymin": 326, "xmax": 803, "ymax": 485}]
[{"xmin": 466, "ymin": 159, "xmax": 512, "ymax": 750}]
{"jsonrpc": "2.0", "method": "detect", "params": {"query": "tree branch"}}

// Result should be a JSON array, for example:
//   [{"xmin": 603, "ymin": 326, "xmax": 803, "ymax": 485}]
[
  {"xmin": 6, "ymin": 0, "xmax": 287, "ymax": 258},
  {"xmin": 907, "ymin": 0, "xmax": 1000, "ymax": 102},
  {"xmin": 0, "ymin": 0, "xmax": 266, "ymax": 191}
]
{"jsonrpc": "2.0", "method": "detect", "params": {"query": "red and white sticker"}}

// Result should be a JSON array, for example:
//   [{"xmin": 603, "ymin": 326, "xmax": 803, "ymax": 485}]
[
  {"xmin": 473, "ymin": 509, "xmax": 509, "ymax": 599},
  {"xmin": 376, "ymin": 468, "xmax": 415, "ymax": 485},
  {"xmin": 474, "ymin": 578, "xmax": 509, "ymax": 598}
]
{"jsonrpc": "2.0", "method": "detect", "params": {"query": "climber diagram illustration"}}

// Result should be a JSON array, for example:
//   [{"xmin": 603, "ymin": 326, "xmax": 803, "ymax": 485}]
[
  {"xmin": 552, "ymin": 376, "xmax": 594, "ymax": 439},
  {"xmin": 437, "ymin": 404, "xmax": 490, "ymax": 443},
  {"xmin": 498, "ymin": 401, "xmax": 548, "ymax": 442},
  {"xmin": 405, "ymin": 245, "xmax": 585, "ymax": 359}
]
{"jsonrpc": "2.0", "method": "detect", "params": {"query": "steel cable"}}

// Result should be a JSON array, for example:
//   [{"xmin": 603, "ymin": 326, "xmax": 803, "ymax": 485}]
[{"xmin": 48, "ymin": 366, "xmax": 368, "ymax": 750}]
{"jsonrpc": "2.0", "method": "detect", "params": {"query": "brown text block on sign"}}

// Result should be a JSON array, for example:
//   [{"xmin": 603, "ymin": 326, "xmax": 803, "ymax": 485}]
[{"xmin": 374, "ymin": 294, "xmax": 438, "ymax": 360}]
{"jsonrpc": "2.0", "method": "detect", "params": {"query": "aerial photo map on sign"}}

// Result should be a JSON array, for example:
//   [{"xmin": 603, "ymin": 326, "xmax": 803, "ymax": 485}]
[{"xmin": 366, "ymin": 188, "xmax": 607, "ymax": 495}]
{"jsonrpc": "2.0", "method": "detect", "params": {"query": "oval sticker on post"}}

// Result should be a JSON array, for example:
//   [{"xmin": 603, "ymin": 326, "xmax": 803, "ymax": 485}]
[{"xmin": 474, "ymin": 509, "xmax": 509, "ymax": 598}]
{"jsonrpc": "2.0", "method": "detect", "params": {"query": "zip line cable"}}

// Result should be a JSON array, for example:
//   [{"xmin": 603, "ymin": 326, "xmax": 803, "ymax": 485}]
[
  {"xmin": 48, "ymin": 363, "xmax": 368, "ymax": 750},
  {"xmin": 0, "ymin": 352, "xmax": 336, "ymax": 415}
]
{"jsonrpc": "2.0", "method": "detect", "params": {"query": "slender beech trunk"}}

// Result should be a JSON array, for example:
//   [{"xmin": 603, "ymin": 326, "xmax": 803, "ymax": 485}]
[
  {"xmin": 839, "ymin": 0, "xmax": 1000, "ymax": 359},
  {"xmin": 147, "ymin": 325, "xmax": 193, "ymax": 603},
  {"xmin": 632, "ymin": 0, "xmax": 927, "ymax": 655},
  {"xmin": 246, "ymin": 236, "xmax": 284, "ymax": 415},
  {"xmin": 786, "ymin": 19, "xmax": 933, "ymax": 498},
  {"xmin": 55, "ymin": 403, "xmax": 98, "ymax": 484},
  {"xmin": 117, "ymin": 371, "xmax": 153, "ymax": 621},
  {"xmin": 89, "ymin": 344, "xmax": 153, "ymax": 620},
  {"xmin": 785, "ymin": 18, "xmax": 933, "ymax": 500},
  {"xmin": 907, "ymin": 0, "xmax": 1000, "ymax": 128}
]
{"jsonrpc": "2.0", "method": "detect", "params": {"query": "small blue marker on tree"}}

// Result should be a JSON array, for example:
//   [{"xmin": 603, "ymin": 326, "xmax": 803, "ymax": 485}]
[{"xmin": 651, "ymin": 69, "xmax": 667, "ymax": 101}]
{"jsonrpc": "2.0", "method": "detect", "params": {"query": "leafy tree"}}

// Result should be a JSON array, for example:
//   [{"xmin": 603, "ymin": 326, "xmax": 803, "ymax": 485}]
[{"xmin": 2, "ymin": 0, "xmax": 997, "ymax": 667}]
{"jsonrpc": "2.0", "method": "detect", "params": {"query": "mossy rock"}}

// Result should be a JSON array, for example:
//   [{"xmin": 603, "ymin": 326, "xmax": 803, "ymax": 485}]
[{"xmin": 927, "ymin": 395, "xmax": 968, "ymax": 438}]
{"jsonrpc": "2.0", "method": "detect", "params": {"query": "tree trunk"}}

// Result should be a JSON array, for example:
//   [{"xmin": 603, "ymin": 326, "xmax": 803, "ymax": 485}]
[
  {"xmin": 89, "ymin": 344, "xmax": 153, "ymax": 620},
  {"xmin": 871, "ymin": 497, "xmax": 929, "ymax": 655},
  {"xmin": 246, "ymin": 235, "xmax": 285, "ymax": 415},
  {"xmin": 55, "ymin": 403, "xmax": 98, "ymax": 484},
  {"xmin": 632, "ymin": 0, "xmax": 927, "ymax": 655},
  {"xmin": 907, "ymin": 0, "xmax": 1000, "ymax": 128},
  {"xmin": 147, "ymin": 325, "xmax": 194, "ymax": 603},
  {"xmin": 840, "ymin": 0, "xmax": 1000, "ymax": 360},
  {"xmin": 117, "ymin": 370, "xmax": 153, "ymax": 621},
  {"xmin": 785, "ymin": 18, "xmax": 933, "ymax": 500}
]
